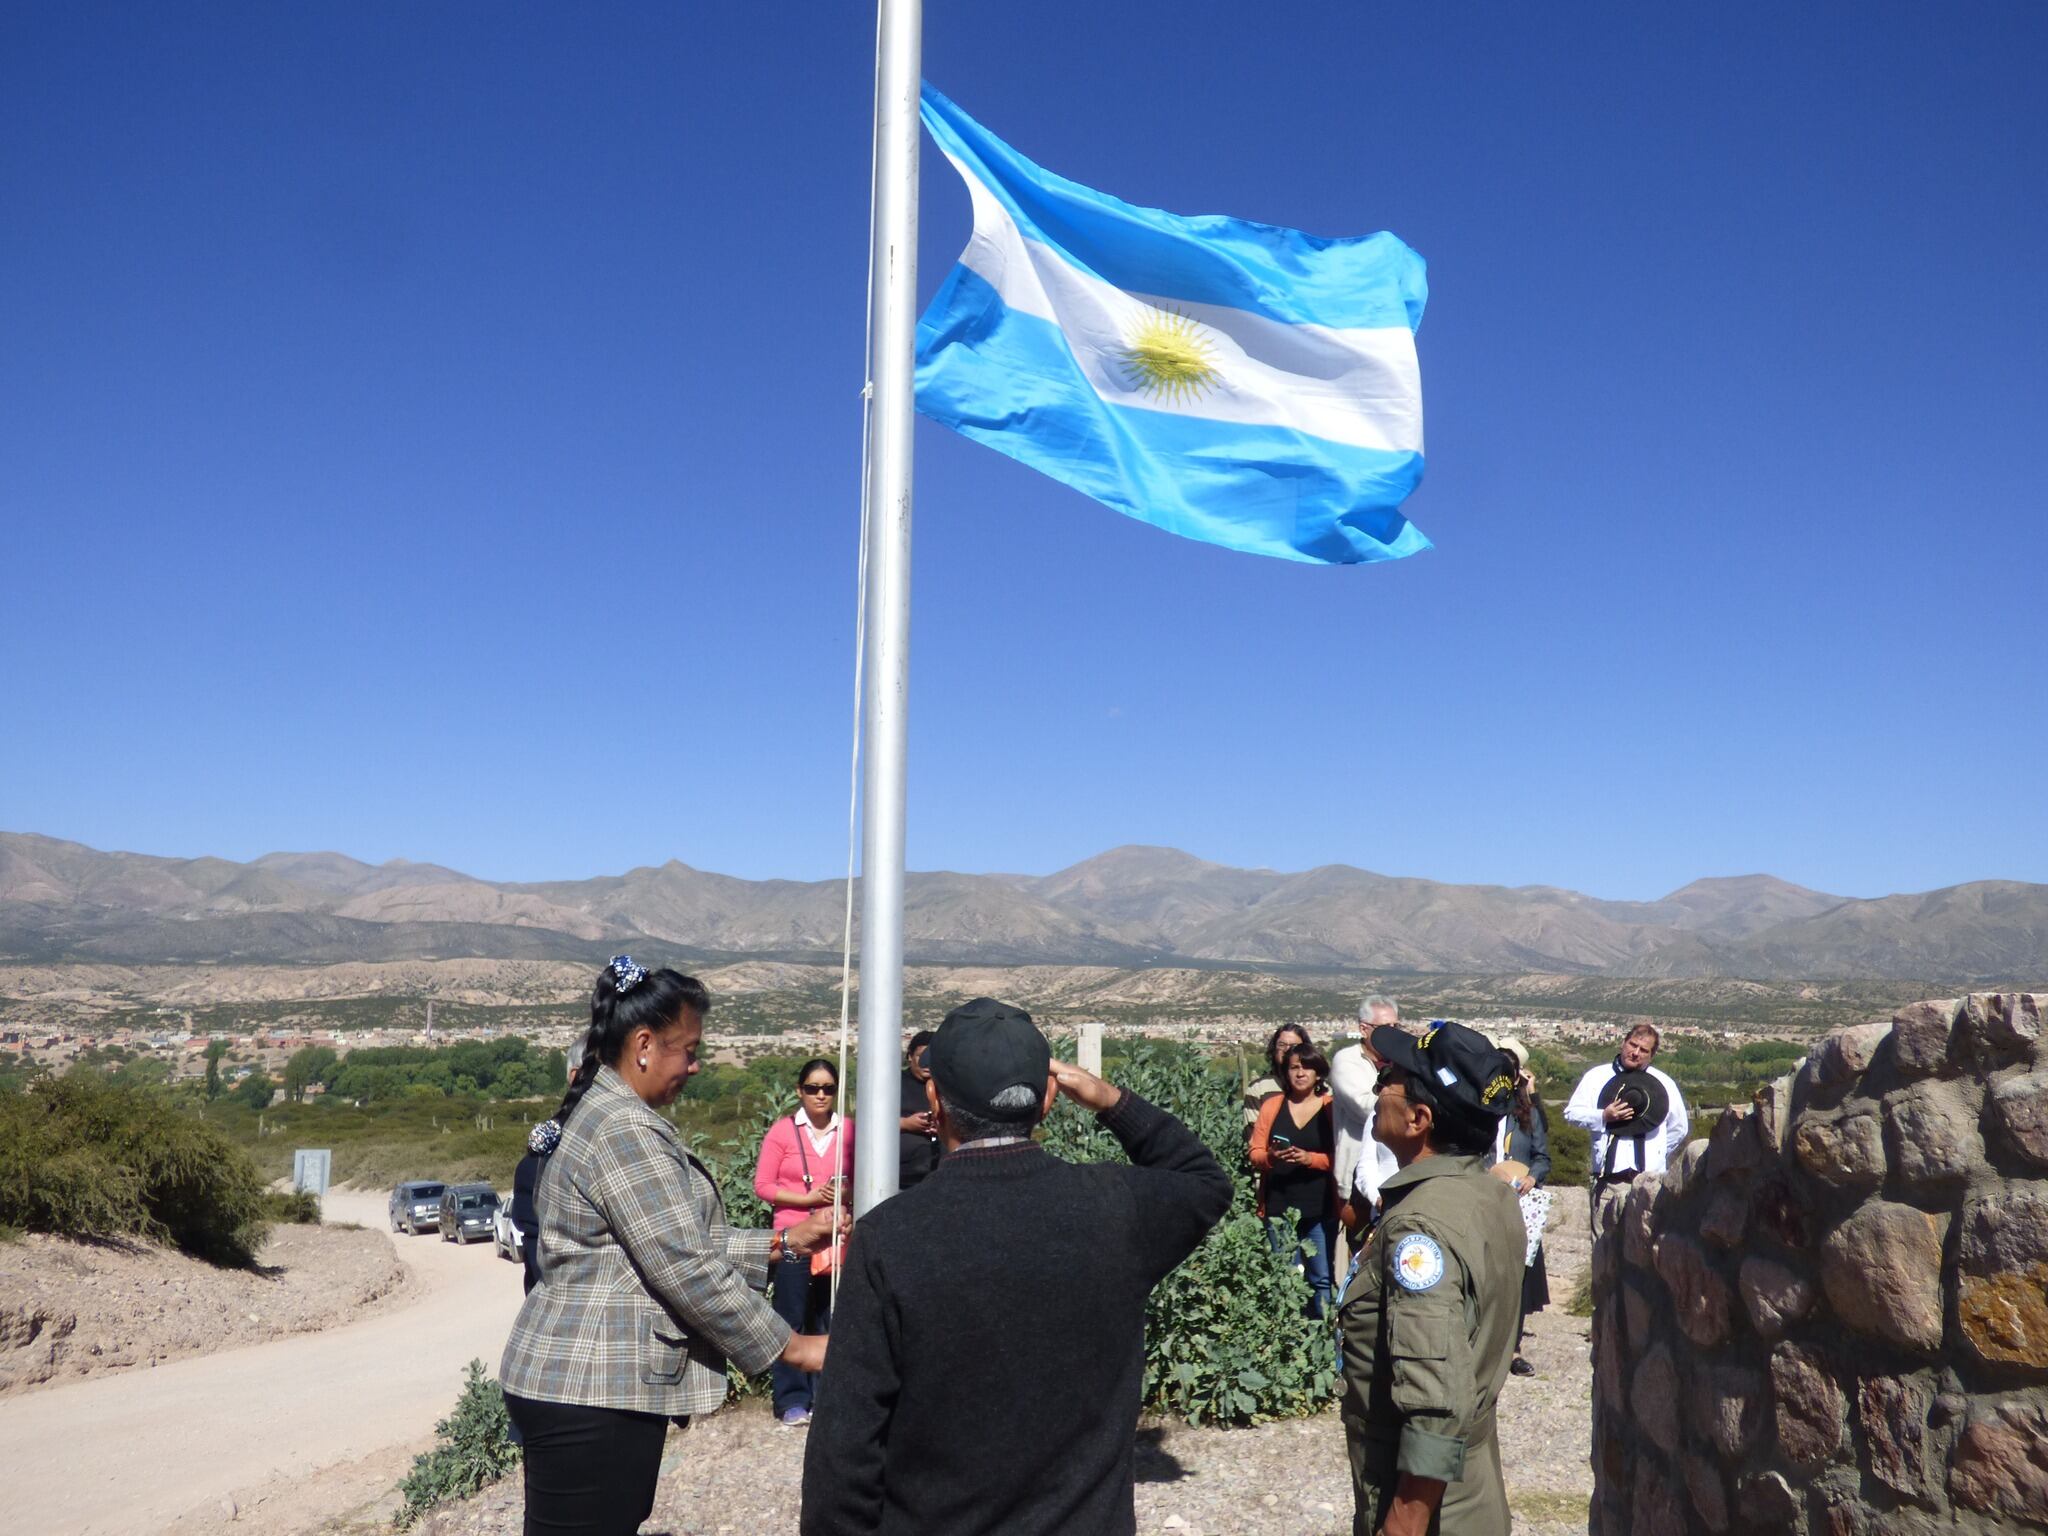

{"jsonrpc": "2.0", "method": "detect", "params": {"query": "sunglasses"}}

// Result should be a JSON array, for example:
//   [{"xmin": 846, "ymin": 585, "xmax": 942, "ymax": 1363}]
[{"xmin": 800, "ymin": 1081, "xmax": 838, "ymax": 1095}]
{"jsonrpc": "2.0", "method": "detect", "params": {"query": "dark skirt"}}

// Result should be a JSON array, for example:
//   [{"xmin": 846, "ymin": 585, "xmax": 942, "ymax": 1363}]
[{"xmin": 1522, "ymin": 1244, "xmax": 1551, "ymax": 1318}]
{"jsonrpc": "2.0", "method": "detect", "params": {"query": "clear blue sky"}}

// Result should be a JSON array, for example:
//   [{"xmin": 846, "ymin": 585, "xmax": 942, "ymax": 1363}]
[{"xmin": 4, "ymin": 3, "xmax": 2043, "ymax": 901}]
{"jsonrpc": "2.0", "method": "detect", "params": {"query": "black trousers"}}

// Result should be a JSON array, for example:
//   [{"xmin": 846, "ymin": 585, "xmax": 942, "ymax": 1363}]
[{"xmin": 505, "ymin": 1392, "xmax": 672, "ymax": 1536}]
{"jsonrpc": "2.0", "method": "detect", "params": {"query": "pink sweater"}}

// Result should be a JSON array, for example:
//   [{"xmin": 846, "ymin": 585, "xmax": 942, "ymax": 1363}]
[{"xmin": 754, "ymin": 1113, "xmax": 856, "ymax": 1233}]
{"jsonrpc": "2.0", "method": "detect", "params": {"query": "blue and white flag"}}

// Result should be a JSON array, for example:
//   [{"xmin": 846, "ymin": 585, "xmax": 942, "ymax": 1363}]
[{"xmin": 915, "ymin": 86, "xmax": 1430, "ymax": 565}]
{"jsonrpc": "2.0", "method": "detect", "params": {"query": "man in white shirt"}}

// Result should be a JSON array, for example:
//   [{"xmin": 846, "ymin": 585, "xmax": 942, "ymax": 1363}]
[
  {"xmin": 1331, "ymin": 994, "xmax": 1403, "ymax": 1228},
  {"xmin": 1562, "ymin": 1022, "xmax": 1690, "ymax": 1245}
]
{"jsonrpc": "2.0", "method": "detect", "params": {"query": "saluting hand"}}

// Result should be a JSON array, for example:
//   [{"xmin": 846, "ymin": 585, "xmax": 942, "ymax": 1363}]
[{"xmin": 1050, "ymin": 1060, "xmax": 1121, "ymax": 1115}]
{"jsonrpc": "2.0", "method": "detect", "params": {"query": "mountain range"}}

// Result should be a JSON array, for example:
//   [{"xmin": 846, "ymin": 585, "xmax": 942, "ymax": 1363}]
[{"xmin": 2, "ymin": 831, "xmax": 2042, "ymax": 984}]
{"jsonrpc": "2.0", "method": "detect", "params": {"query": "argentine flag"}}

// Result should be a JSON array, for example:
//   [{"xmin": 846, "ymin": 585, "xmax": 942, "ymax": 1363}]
[{"xmin": 915, "ymin": 86, "xmax": 1429, "ymax": 565}]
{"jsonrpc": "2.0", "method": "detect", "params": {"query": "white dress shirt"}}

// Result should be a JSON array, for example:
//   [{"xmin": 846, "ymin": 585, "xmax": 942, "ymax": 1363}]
[
  {"xmin": 1329, "ymin": 1044, "xmax": 1399, "ymax": 1208},
  {"xmin": 1562, "ymin": 1060, "xmax": 1689, "ymax": 1179}
]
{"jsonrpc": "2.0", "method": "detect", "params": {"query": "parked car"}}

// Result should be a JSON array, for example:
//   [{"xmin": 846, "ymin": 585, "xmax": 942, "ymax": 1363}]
[
  {"xmin": 439, "ymin": 1183, "xmax": 500, "ymax": 1244},
  {"xmin": 389, "ymin": 1180, "xmax": 447, "ymax": 1236},
  {"xmin": 492, "ymin": 1202, "xmax": 525, "ymax": 1263}
]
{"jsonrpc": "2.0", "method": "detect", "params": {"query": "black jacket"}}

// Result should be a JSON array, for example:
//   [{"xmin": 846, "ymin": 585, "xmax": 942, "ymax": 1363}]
[{"xmin": 801, "ymin": 1092, "xmax": 1230, "ymax": 1536}]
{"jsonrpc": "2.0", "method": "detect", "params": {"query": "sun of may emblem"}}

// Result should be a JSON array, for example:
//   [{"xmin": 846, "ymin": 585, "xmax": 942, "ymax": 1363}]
[{"xmin": 1117, "ymin": 304, "xmax": 1220, "ymax": 404}]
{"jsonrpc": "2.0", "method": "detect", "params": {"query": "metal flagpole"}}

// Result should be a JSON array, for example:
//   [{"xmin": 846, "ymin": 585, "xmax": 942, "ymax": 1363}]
[{"xmin": 852, "ymin": 0, "xmax": 922, "ymax": 1218}]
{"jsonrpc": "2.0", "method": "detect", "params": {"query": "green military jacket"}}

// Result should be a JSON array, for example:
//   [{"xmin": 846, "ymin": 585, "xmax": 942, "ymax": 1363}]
[{"xmin": 1337, "ymin": 1152, "xmax": 1524, "ymax": 1535}]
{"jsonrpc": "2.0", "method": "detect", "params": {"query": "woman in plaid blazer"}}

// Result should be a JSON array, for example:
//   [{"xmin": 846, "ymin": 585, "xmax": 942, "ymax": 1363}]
[{"xmin": 500, "ymin": 957, "xmax": 839, "ymax": 1536}]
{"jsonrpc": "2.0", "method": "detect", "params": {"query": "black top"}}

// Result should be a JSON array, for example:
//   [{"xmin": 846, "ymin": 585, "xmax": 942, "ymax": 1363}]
[
  {"xmin": 1266, "ymin": 1099, "xmax": 1333, "ymax": 1221},
  {"xmin": 801, "ymin": 1092, "xmax": 1231, "ymax": 1536},
  {"xmin": 898, "ymin": 1069, "xmax": 941, "ymax": 1188}
]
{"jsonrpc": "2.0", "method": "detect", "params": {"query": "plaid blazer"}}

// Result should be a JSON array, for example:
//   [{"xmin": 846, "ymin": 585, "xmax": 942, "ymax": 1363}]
[{"xmin": 499, "ymin": 1065, "xmax": 790, "ymax": 1416}]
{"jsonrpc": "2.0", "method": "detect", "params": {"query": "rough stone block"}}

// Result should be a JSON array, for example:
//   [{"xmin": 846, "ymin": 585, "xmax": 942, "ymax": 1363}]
[
  {"xmin": 1957, "ymin": 1186, "xmax": 2048, "ymax": 1270},
  {"xmin": 1991, "ymin": 1068, "xmax": 2048, "ymax": 1168},
  {"xmin": 1709, "ymin": 1105, "xmax": 1760, "ymax": 1180},
  {"xmin": 1629, "ymin": 1457, "xmax": 1686, "ymax": 1536},
  {"xmin": 1954, "ymin": 992, "xmax": 2037, "ymax": 1072},
  {"xmin": 1771, "ymin": 1342, "xmax": 1846, "ymax": 1470},
  {"xmin": 1753, "ymin": 1176, "xmax": 1813, "ymax": 1250},
  {"xmin": 1701, "ymin": 1187, "xmax": 1748, "ymax": 1249},
  {"xmin": 1991, "ymin": 991, "xmax": 2042, "ymax": 1050},
  {"xmin": 1857, "ymin": 1373, "xmax": 1933, "ymax": 1504},
  {"xmin": 1957, "ymin": 1264, "xmax": 2048, "ymax": 1374},
  {"xmin": 1685, "ymin": 1452, "xmax": 1729, "ymax": 1533},
  {"xmin": 1949, "ymin": 1398, "xmax": 2048, "ymax": 1525},
  {"xmin": 1694, "ymin": 1359, "xmax": 1766, "ymax": 1460},
  {"xmin": 1818, "ymin": 1021, "xmax": 1892, "ymax": 1085},
  {"xmin": 1890, "ymin": 999, "xmax": 1959, "ymax": 1078},
  {"xmin": 1795, "ymin": 1107, "xmax": 1887, "ymax": 1189},
  {"xmin": 1949, "ymin": 1187, "xmax": 2048, "ymax": 1376},
  {"xmin": 1739, "ymin": 1253, "xmax": 1817, "ymax": 1340},
  {"xmin": 1654, "ymin": 1232, "xmax": 1734, "ymax": 1348},
  {"xmin": 1622, "ymin": 1276, "xmax": 1655, "ymax": 1354},
  {"xmin": 1669, "ymin": 1137, "xmax": 1708, "ymax": 1196},
  {"xmin": 1631, "ymin": 1341, "xmax": 1681, "ymax": 1455},
  {"xmin": 1883, "ymin": 1078, "xmax": 1982, "ymax": 1189},
  {"xmin": 1738, "ymin": 1469, "xmax": 1802, "ymax": 1531},
  {"xmin": 1756, "ymin": 1074, "xmax": 1794, "ymax": 1155},
  {"xmin": 1622, "ymin": 1176, "xmax": 1664, "ymax": 1270},
  {"xmin": 1595, "ymin": 1305, "xmax": 1626, "ymax": 1415},
  {"xmin": 1820, "ymin": 1202, "xmax": 1946, "ymax": 1353}
]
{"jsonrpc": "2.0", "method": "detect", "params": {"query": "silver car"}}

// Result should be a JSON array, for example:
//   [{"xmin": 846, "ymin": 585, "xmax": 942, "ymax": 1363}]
[{"xmin": 388, "ymin": 1180, "xmax": 447, "ymax": 1236}]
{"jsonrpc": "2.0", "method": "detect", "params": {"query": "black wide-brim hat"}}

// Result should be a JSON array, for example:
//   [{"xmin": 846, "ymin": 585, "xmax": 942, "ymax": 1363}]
[{"xmin": 1596, "ymin": 1068, "xmax": 1670, "ymax": 1132}]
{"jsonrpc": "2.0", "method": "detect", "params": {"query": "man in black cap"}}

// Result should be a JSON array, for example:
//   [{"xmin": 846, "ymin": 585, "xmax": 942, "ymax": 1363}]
[
  {"xmin": 800, "ymin": 997, "xmax": 1230, "ymax": 1536},
  {"xmin": 1338, "ymin": 1020, "xmax": 1526, "ymax": 1536},
  {"xmin": 1561, "ymin": 1021, "xmax": 1690, "ymax": 1245}
]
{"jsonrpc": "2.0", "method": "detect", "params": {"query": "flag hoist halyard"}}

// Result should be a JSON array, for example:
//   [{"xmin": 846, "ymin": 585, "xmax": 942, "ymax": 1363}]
[{"xmin": 914, "ymin": 85, "xmax": 1431, "ymax": 565}]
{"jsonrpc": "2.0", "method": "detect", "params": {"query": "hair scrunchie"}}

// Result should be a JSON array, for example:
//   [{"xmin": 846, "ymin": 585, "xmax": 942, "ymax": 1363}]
[{"xmin": 607, "ymin": 954, "xmax": 646, "ymax": 994}]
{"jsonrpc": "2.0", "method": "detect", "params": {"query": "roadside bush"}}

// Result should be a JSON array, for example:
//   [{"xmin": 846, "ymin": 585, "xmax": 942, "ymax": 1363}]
[
  {"xmin": 395, "ymin": 1360, "xmax": 520, "ymax": 1529},
  {"xmin": 0, "ymin": 1073, "xmax": 271, "ymax": 1265},
  {"xmin": 1039, "ymin": 1042, "xmax": 1333, "ymax": 1425},
  {"xmin": 261, "ymin": 1188, "xmax": 322, "ymax": 1224}
]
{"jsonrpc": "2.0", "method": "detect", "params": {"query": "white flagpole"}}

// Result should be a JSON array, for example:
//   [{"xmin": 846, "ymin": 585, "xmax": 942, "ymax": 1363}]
[{"xmin": 852, "ymin": 0, "xmax": 921, "ymax": 1218}]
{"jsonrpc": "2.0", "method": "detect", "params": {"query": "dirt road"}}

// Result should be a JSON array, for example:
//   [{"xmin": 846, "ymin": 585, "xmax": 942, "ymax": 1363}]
[{"xmin": 0, "ymin": 1189, "xmax": 526, "ymax": 1536}]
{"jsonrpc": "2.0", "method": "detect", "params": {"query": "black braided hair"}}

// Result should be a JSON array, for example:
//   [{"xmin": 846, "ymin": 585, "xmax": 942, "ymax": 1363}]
[{"xmin": 543, "ymin": 960, "xmax": 711, "ymax": 1135}]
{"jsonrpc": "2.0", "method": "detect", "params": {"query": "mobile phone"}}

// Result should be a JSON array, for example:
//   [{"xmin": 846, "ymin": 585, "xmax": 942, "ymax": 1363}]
[{"xmin": 1269, "ymin": 1133, "xmax": 1293, "ymax": 1149}]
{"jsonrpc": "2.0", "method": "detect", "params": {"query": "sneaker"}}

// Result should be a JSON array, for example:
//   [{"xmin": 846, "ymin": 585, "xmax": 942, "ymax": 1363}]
[
  {"xmin": 779, "ymin": 1406, "xmax": 812, "ymax": 1427},
  {"xmin": 1509, "ymin": 1356, "xmax": 1536, "ymax": 1378}
]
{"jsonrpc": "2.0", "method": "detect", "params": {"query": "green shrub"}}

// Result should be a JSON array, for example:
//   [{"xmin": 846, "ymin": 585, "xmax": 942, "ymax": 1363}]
[
  {"xmin": 0, "ymin": 1073, "xmax": 271, "ymax": 1265},
  {"xmin": 1547, "ymin": 1115, "xmax": 1591, "ymax": 1189},
  {"xmin": 261, "ymin": 1188, "xmax": 322, "ymax": 1224},
  {"xmin": 395, "ymin": 1360, "xmax": 520, "ymax": 1529},
  {"xmin": 1566, "ymin": 1266, "xmax": 1594, "ymax": 1318},
  {"xmin": 1039, "ymin": 1043, "xmax": 1333, "ymax": 1426}
]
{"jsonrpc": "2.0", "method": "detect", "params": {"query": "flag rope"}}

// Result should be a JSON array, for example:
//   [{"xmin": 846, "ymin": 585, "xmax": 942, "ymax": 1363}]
[{"xmin": 827, "ymin": 0, "xmax": 888, "ymax": 1312}]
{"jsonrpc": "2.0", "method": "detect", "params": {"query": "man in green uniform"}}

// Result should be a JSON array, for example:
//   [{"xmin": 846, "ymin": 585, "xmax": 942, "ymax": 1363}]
[{"xmin": 1338, "ymin": 1020, "xmax": 1526, "ymax": 1536}]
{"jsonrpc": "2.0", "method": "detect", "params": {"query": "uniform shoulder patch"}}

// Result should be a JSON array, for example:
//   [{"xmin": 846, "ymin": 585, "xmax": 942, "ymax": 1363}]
[{"xmin": 1392, "ymin": 1232, "xmax": 1445, "ymax": 1292}]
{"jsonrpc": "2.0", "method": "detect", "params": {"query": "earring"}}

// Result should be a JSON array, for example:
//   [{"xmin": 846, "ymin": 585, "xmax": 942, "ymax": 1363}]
[{"xmin": 637, "ymin": 1057, "xmax": 648, "ymax": 1069}]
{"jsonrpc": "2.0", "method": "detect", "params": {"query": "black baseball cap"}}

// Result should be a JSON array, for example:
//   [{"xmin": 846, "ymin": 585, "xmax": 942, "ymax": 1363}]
[
  {"xmin": 1370, "ymin": 1019, "xmax": 1518, "ymax": 1130},
  {"xmin": 928, "ymin": 997, "xmax": 1051, "ymax": 1121}
]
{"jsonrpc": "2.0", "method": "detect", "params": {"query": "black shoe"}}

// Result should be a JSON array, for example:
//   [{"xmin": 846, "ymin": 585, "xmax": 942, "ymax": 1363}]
[{"xmin": 1510, "ymin": 1356, "xmax": 1536, "ymax": 1377}]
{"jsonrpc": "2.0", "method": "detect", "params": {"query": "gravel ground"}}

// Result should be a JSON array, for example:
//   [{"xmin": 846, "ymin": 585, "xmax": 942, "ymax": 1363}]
[
  {"xmin": 410, "ymin": 1199, "xmax": 1593, "ymax": 1536},
  {"xmin": 0, "ymin": 1222, "xmax": 409, "ymax": 1399}
]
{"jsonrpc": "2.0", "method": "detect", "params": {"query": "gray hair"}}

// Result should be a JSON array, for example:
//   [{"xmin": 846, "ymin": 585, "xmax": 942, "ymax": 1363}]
[
  {"xmin": 937, "ymin": 1081, "xmax": 1043, "ymax": 1144},
  {"xmin": 1358, "ymin": 993, "xmax": 1399, "ymax": 1025}
]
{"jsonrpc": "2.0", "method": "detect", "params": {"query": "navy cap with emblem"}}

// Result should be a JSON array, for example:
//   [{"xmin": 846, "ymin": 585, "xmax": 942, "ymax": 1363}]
[{"xmin": 1370, "ymin": 1019, "xmax": 1519, "ymax": 1133}]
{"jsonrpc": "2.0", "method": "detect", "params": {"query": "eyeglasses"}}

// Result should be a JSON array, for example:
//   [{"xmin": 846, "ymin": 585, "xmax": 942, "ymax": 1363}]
[
  {"xmin": 800, "ymin": 1082, "xmax": 838, "ymax": 1095},
  {"xmin": 1374, "ymin": 1071, "xmax": 1408, "ymax": 1098}
]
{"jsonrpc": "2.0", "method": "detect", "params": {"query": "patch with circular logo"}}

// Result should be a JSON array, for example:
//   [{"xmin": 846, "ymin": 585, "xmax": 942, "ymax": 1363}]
[{"xmin": 1392, "ymin": 1233, "xmax": 1445, "ymax": 1292}]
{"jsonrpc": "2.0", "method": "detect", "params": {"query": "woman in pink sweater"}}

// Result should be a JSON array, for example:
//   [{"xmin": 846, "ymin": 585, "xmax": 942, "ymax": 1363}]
[{"xmin": 753, "ymin": 1057, "xmax": 855, "ymax": 1426}]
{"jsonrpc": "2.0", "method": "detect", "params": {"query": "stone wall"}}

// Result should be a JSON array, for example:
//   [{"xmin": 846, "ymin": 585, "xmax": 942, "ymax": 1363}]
[{"xmin": 1589, "ymin": 992, "xmax": 2048, "ymax": 1535}]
